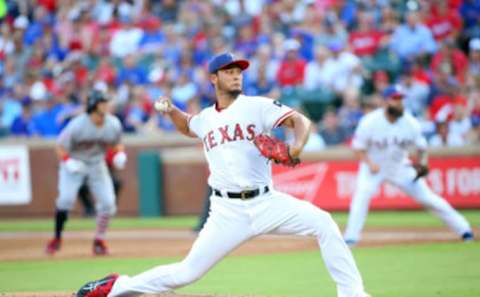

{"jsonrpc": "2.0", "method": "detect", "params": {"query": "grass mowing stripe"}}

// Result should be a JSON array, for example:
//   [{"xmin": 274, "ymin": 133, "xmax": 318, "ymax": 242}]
[
  {"xmin": 1, "ymin": 242, "xmax": 479, "ymax": 297},
  {"xmin": 0, "ymin": 216, "xmax": 198, "ymax": 232},
  {"xmin": 1, "ymin": 210, "xmax": 479, "ymax": 232}
]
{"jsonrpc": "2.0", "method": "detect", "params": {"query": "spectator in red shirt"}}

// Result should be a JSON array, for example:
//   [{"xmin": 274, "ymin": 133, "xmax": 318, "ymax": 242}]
[
  {"xmin": 425, "ymin": 0, "xmax": 463, "ymax": 41},
  {"xmin": 429, "ymin": 65, "xmax": 464, "ymax": 122},
  {"xmin": 37, "ymin": 0, "xmax": 56, "ymax": 13},
  {"xmin": 431, "ymin": 39, "xmax": 468, "ymax": 85},
  {"xmin": 276, "ymin": 39, "xmax": 306, "ymax": 87},
  {"xmin": 409, "ymin": 57, "xmax": 432, "ymax": 85},
  {"xmin": 66, "ymin": 51, "xmax": 90, "ymax": 88},
  {"xmin": 349, "ymin": 11, "xmax": 385, "ymax": 57},
  {"xmin": 94, "ymin": 56, "xmax": 117, "ymax": 86}
]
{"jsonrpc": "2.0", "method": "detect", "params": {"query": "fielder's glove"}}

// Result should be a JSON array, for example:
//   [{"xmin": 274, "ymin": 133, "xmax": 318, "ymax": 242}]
[
  {"xmin": 253, "ymin": 134, "xmax": 300, "ymax": 167},
  {"xmin": 412, "ymin": 163, "xmax": 429, "ymax": 182}
]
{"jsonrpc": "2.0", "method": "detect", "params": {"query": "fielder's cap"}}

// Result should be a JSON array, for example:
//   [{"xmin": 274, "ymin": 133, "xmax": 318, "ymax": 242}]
[
  {"xmin": 208, "ymin": 52, "xmax": 249, "ymax": 74},
  {"xmin": 383, "ymin": 85, "xmax": 404, "ymax": 99}
]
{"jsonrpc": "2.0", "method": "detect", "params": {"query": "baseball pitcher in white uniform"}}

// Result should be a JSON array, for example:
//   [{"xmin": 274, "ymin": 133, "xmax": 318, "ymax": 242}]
[
  {"xmin": 344, "ymin": 85, "xmax": 474, "ymax": 246},
  {"xmin": 46, "ymin": 90, "xmax": 127, "ymax": 256},
  {"xmin": 74, "ymin": 53, "xmax": 371, "ymax": 297}
]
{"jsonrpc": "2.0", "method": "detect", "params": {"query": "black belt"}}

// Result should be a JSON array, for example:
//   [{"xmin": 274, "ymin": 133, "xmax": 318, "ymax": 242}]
[{"xmin": 213, "ymin": 186, "xmax": 269, "ymax": 200}]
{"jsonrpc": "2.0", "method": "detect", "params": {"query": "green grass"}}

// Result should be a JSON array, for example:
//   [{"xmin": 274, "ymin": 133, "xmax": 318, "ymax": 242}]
[
  {"xmin": 0, "ymin": 210, "xmax": 478, "ymax": 232},
  {"xmin": 0, "ymin": 216, "xmax": 198, "ymax": 232},
  {"xmin": 1, "ymin": 242, "xmax": 479, "ymax": 297}
]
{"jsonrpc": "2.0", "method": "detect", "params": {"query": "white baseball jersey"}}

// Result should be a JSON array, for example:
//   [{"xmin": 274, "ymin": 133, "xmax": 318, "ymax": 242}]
[
  {"xmin": 352, "ymin": 108, "xmax": 427, "ymax": 171},
  {"xmin": 344, "ymin": 108, "xmax": 471, "ymax": 243},
  {"xmin": 188, "ymin": 94, "xmax": 294, "ymax": 191},
  {"xmin": 109, "ymin": 94, "xmax": 369, "ymax": 297}
]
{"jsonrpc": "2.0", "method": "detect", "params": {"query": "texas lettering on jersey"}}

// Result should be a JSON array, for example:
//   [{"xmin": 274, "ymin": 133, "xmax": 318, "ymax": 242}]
[
  {"xmin": 203, "ymin": 123, "xmax": 256, "ymax": 151},
  {"xmin": 366, "ymin": 136, "xmax": 414, "ymax": 150}
]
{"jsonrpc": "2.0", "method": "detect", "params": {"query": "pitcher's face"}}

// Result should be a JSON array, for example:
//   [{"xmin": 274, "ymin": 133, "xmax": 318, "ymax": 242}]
[{"xmin": 211, "ymin": 66, "xmax": 243, "ymax": 96}]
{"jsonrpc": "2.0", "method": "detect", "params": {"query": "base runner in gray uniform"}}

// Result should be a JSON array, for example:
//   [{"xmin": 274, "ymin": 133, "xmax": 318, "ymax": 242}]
[{"xmin": 45, "ymin": 90, "xmax": 127, "ymax": 255}]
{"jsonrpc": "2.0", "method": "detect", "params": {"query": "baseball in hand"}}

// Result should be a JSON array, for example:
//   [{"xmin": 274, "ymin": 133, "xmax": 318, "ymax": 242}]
[{"xmin": 154, "ymin": 100, "xmax": 170, "ymax": 112}]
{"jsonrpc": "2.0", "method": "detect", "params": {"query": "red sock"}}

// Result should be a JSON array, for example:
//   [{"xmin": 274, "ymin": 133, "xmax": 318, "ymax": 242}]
[{"xmin": 95, "ymin": 214, "xmax": 110, "ymax": 240}]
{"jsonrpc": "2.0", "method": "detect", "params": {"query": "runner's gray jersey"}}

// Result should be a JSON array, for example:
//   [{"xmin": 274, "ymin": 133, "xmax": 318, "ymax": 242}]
[{"xmin": 58, "ymin": 113, "xmax": 122, "ymax": 163}]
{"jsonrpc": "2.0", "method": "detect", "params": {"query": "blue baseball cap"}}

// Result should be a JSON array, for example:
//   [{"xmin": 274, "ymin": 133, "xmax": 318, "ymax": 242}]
[
  {"xmin": 383, "ymin": 85, "xmax": 404, "ymax": 99},
  {"xmin": 208, "ymin": 52, "xmax": 249, "ymax": 74}
]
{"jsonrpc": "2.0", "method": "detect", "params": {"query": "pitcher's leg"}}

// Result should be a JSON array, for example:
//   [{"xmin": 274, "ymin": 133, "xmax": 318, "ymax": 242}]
[
  {"xmin": 268, "ymin": 193, "xmax": 368, "ymax": 297},
  {"xmin": 109, "ymin": 197, "xmax": 253, "ymax": 297},
  {"xmin": 344, "ymin": 166, "xmax": 382, "ymax": 244},
  {"xmin": 402, "ymin": 180, "xmax": 472, "ymax": 236}
]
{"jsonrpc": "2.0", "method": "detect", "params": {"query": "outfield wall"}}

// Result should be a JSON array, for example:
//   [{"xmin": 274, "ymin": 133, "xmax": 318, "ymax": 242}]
[{"xmin": 0, "ymin": 135, "xmax": 479, "ymax": 217}]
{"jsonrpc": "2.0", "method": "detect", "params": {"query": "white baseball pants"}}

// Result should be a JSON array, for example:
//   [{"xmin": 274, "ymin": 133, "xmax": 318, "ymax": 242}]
[
  {"xmin": 108, "ymin": 190, "xmax": 368, "ymax": 297},
  {"xmin": 56, "ymin": 161, "xmax": 116, "ymax": 216},
  {"xmin": 344, "ymin": 163, "xmax": 472, "ymax": 243}
]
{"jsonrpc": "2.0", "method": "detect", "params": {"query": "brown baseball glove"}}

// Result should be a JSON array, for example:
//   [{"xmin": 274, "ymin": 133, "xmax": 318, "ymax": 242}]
[
  {"xmin": 412, "ymin": 163, "xmax": 429, "ymax": 182},
  {"xmin": 253, "ymin": 134, "xmax": 300, "ymax": 167}
]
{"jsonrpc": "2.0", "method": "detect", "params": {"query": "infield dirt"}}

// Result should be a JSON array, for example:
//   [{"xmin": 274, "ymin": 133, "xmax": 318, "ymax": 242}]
[{"xmin": 1, "ymin": 226, "xmax": 477, "ymax": 297}]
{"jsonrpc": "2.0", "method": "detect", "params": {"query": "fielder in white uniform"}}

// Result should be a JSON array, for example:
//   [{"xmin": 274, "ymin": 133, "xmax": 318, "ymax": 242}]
[
  {"xmin": 46, "ymin": 90, "xmax": 127, "ymax": 256},
  {"xmin": 75, "ymin": 53, "xmax": 370, "ymax": 297},
  {"xmin": 344, "ymin": 85, "xmax": 474, "ymax": 246}
]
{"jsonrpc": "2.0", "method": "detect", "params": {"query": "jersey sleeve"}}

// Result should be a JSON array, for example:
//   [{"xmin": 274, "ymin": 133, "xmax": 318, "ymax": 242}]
[
  {"xmin": 111, "ymin": 116, "xmax": 123, "ymax": 145},
  {"xmin": 351, "ymin": 117, "xmax": 369, "ymax": 150},
  {"xmin": 187, "ymin": 113, "xmax": 202, "ymax": 137},
  {"xmin": 258, "ymin": 97, "xmax": 295, "ymax": 131},
  {"xmin": 57, "ymin": 120, "xmax": 76, "ymax": 151},
  {"xmin": 411, "ymin": 117, "xmax": 428, "ymax": 150}
]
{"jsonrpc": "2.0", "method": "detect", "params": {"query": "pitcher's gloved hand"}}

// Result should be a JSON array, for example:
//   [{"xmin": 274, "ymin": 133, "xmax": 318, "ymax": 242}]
[
  {"xmin": 413, "ymin": 163, "xmax": 429, "ymax": 182},
  {"xmin": 253, "ymin": 134, "xmax": 300, "ymax": 167}
]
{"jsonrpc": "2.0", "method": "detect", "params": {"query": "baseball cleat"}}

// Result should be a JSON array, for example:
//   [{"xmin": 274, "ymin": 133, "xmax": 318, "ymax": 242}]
[
  {"xmin": 93, "ymin": 239, "xmax": 109, "ymax": 255},
  {"xmin": 74, "ymin": 273, "xmax": 118, "ymax": 297},
  {"xmin": 462, "ymin": 231, "xmax": 474, "ymax": 242},
  {"xmin": 46, "ymin": 238, "xmax": 61, "ymax": 254},
  {"xmin": 345, "ymin": 239, "xmax": 357, "ymax": 247}
]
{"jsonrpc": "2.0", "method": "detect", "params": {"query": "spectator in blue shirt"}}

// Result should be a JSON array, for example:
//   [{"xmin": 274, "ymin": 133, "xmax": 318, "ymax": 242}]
[
  {"xmin": 138, "ymin": 17, "xmax": 165, "ymax": 54},
  {"xmin": 390, "ymin": 11, "xmax": 437, "ymax": 60},
  {"xmin": 116, "ymin": 55, "xmax": 148, "ymax": 86},
  {"xmin": 10, "ymin": 97, "xmax": 34, "ymax": 136},
  {"xmin": 292, "ymin": 28, "xmax": 315, "ymax": 62},
  {"xmin": 23, "ymin": 6, "xmax": 53, "ymax": 46},
  {"xmin": 0, "ymin": 91, "xmax": 22, "ymax": 129},
  {"xmin": 31, "ymin": 95, "xmax": 64, "ymax": 137},
  {"xmin": 246, "ymin": 65, "xmax": 276, "ymax": 96},
  {"xmin": 460, "ymin": 0, "xmax": 480, "ymax": 30}
]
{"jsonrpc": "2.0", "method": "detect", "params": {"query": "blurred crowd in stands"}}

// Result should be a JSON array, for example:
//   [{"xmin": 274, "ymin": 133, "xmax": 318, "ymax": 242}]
[{"xmin": 0, "ymin": 0, "xmax": 479, "ymax": 149}]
